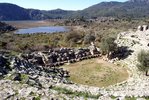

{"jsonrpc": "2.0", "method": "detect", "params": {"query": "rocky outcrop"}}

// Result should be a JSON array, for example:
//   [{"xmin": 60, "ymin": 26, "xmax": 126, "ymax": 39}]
[
  {"xmin": 0, "ymin": 55, "xmax": 11, "ymax": 77},
  {"xmin": 0, "ymin": 22, "xmax": 16, "ymax": 33}
]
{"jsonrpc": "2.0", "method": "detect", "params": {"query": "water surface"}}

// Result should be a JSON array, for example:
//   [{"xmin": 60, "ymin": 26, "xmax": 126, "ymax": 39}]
[{"xmin": 15, "ymin": 26, "xmax": 69, "ymax": 34}]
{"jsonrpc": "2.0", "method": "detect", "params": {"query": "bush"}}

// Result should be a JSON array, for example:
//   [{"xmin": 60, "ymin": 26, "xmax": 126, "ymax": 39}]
[
  {"xmin": 65, "ymin": 32, "xmax": 82, "ymax": 42},
  {"xmin": 83, "ymin": 34, "xmax": 95, "ymax": 44},
  {"xmin": 137, "ymin": 50, "xmax": 149, "ymax": 75},
  {"xmin": 64, "ymin": 32, "xmax": 83, "ymax": 47}
]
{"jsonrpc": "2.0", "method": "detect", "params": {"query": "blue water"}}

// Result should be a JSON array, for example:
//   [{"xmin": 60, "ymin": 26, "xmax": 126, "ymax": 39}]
[{"xmin": 15, "ymin": 26, "xmax": 69, "ymax": 34}]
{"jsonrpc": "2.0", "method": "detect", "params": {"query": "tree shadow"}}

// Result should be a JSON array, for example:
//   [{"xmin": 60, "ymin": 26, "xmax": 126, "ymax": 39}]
[{"xmin": 112, "ymin": 46, "xmax": 134, "ymax": 60}]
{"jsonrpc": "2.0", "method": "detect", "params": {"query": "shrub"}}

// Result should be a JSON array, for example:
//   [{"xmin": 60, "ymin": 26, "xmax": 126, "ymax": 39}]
[
  {"xmin": 83, "ymin": 34, "xmax": 95, "ymax": 44},
  {"xmin": 137, "ymin": 50, "xmax": 149, "ymax": 75},
  {"xmin": 64, "ymin": 32, "xmax": 83, "ymax": 47},
  {"xmin": 32, "ymin": 96, "xmax": 41, "ymax": 100},
  {"xmin": 65, "ymin": 32, "xmax": 82, "ymax": 42}
]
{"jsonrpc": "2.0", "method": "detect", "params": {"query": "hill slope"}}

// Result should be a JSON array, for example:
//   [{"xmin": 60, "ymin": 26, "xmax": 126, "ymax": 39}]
[
  {"xmin": 0, "ymin": 3, "xmax": 74, "ymax": 20},
  {"xmin": 0, "ymin": 3, "xmax": 29, "ymax": 20}
]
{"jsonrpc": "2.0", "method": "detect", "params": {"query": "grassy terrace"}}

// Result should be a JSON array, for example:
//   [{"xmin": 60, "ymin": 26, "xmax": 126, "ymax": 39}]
[{"xmin": 61, "ymin": 58, "xmax": 128, "ymax": 87}]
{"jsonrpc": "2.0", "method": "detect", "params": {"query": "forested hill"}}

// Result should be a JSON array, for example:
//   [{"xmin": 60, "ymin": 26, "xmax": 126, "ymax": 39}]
[{"xmin": 1, "ymin": 0, "xmax": 149, "ymax": 20}]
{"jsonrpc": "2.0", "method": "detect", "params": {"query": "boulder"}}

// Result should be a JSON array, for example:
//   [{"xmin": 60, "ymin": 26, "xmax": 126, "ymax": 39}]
[
  {"xmin": 0, "ymin": 55, "xmax": 11, "ymax": 76},
  {"xmin": 12, "ymin": 73, "xmax": 22, "ymax": 81}
]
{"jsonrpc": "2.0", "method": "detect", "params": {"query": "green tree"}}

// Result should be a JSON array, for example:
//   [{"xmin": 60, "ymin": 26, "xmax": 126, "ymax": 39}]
[
  {"xmin": 100, "ymin": 37, "xmax": 117, "ymax": 59},
  {"xmin": 137, "ymin": 50, "xmax": 149, "ymax": 76}
]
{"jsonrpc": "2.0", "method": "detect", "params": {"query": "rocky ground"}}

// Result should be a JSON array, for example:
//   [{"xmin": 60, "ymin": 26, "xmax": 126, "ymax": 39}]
[
  {"xmin": 0, "ymin": 54, "xmax": 72, "ymax": 99},
  {"xmin": 1, "ymin": 26, "xmax": 149, "ymax": 100},
  {"xmin": 99, "ymin": 27, "xmax": 149, "ymax": 99},
  {"xmin": 0, "ymin": 47, "xmax": 101, "ymax": 100}
]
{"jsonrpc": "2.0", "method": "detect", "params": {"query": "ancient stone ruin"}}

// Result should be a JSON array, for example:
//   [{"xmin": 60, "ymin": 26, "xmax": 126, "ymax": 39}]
[
  {"xmin": 137, "ymin": 25, "xmax": 149, "ymax": 31},
  {"xmin": 88, "ymin": 42, "xmax": 100, "ymax": 55},
  {"xmin": 116, "ymin": 25, "xmax": 149, "ymax": 49},
  {"xmin": 21, "ymin": 46, "xmax": 100, "ymax": 68},
  {"xmin": 0, "ymin": 45, "xmax": 100, "ymax": 82}
]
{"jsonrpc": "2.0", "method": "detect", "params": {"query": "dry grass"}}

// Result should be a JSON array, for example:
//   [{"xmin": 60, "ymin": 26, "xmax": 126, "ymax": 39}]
[{"xmin": 61, "ymin": 58, "xmax": 128, "ymax": 87}]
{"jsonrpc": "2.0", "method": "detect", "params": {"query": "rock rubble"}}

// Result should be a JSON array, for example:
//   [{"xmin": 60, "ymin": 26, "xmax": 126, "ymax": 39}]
[{"xmin": 0, "ymin": 46, "xmax": 101, "ymax": 99}]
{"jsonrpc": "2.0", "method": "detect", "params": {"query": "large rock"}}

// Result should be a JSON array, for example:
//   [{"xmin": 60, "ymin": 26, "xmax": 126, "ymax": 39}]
[
  {"xmin": 11, "ymin": 73, "xmax": 22, "ymax": 81},
  {"xmin": 0, "ymin": 55, "xmax": 11, "ymax": 76},
  {"xmin": 0, "ymin": 21, "xmax": 16, "ymax": 33}
]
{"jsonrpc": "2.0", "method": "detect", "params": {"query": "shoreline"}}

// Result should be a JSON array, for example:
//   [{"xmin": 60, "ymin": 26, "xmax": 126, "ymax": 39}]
[{"xmin": 4, "ymin": 20, "xmax": 59, "ymax": 29}]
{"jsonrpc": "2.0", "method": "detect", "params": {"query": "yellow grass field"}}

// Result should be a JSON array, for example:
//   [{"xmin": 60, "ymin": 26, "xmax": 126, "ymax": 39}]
[{"xmin": 61, "ymin": 58, "xmax": 128, "ymax": 87}]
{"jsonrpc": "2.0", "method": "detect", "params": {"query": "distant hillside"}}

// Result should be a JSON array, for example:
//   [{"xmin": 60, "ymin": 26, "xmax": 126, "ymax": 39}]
[
  {"xmin": 80, "ymin": 0, "xmax": 149, "ymax": 18},
  {"xmin": 0, "ymin": 3, "xmax": 74, "ymax": 20},
  {"xmin": 1, "ymin": 0, "xmax": 149, "ymax": 20},
  {"xmin": 27, "ymin": 9, "xmax": 74, "ymax": 20},
  {"xmin": 0, "ymin": 3, "xmax": 29, "ymax": 20}
]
